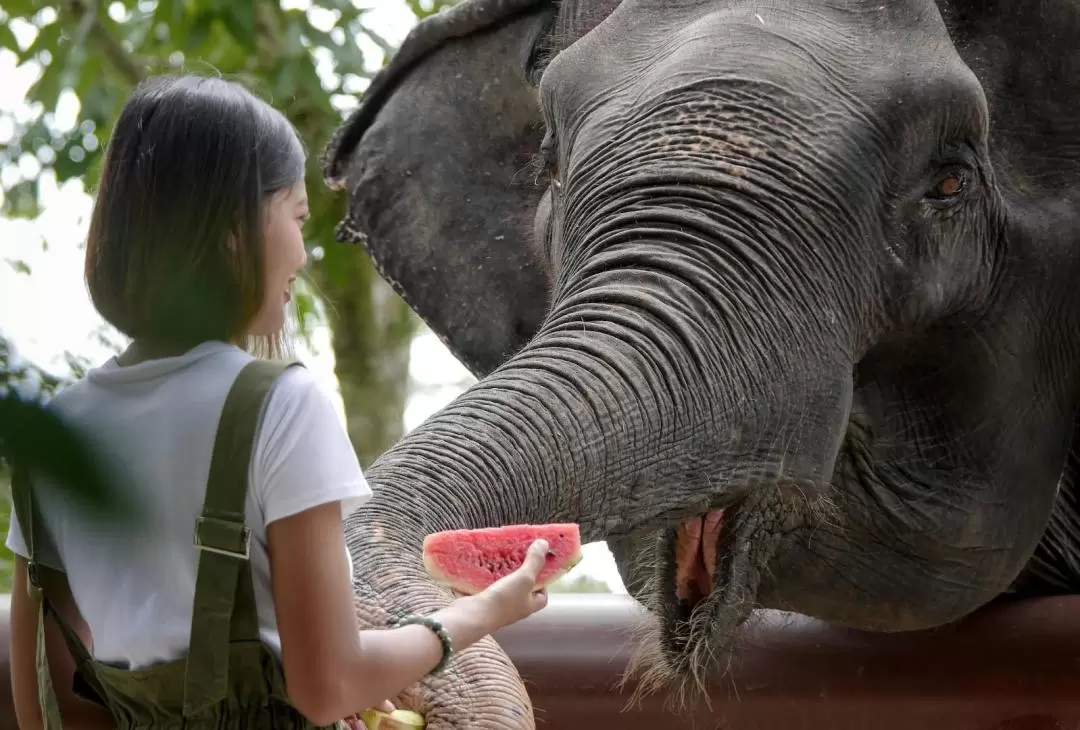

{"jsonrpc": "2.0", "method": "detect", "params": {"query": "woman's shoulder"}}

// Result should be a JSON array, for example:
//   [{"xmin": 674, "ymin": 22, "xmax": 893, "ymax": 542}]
[
  {"xmin": 251, "ymin": 361, "xmax": 370, "ymax": 524},
  {"xmin": 41, "ymin": 341, "xmax": 247, "ymax": 411},
  {"xmin": 259, "ymin": 362, "xmax": 344, "ymax": 432},
  {"xmin": 72, "ymin": 340, "xmax": 247, "ymax": 382}
]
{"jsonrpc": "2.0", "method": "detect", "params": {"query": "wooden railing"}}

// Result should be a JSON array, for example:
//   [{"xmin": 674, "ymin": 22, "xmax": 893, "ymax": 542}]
[{"xmin": 2, "ymin": 593, "xmax": 1079, "ymax": 729}]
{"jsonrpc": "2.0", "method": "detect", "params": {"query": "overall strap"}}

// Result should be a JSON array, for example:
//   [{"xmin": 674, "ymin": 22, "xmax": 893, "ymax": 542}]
[
  {"xmin": 182, "ymin": 358, "xmax": 301, "ymax": 717},
  {"xmin": 11, "ymin": 458, "xmax": 106, "ymax": 728},
  {"xmin": 10, "ymin": 460, "xmax": 66, "ymax": 729}
]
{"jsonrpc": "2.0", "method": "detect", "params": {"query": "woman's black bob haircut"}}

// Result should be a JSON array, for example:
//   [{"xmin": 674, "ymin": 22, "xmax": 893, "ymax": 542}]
[{"xmin": 85, "ymin": 74, "xmax": 306, "ymax": 351}]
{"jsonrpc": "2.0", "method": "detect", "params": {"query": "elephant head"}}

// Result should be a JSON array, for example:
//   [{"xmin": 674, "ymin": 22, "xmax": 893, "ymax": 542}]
[{"xmin": 322, "ymin": 0, "xmax": 1080, "ymax": 724}]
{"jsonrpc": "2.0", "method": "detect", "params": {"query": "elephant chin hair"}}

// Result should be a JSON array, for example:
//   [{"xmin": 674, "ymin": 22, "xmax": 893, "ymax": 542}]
[
  {"xmin": 616, "ymin": 482, "xmax": 845, "ymax": 714},
  {"xmin": 617, "ymin": 547, "xmax": 763, "ymax": 716},
  {"xmin": 619, "ymin": 604, "xmax": 775, "ymax": 716}
]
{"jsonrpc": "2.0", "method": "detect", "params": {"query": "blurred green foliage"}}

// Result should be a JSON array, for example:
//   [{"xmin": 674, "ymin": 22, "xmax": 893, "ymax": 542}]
[
  {"xmin": 0, "ymin": 0, "xmax": 461, "ymax": 477},
  {"xmin": 0, "ymin": 468, "xmax": 11, "ymax": 592},
  {"xmin": 0, "ymin": 0, "xmax": 461, "ymax": 588}
]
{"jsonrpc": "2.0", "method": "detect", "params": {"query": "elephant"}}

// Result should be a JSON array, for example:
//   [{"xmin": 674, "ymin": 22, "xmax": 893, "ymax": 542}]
[{"xmin": 320, "ymin": 0, "xmax": 1080, "ymax": 727}]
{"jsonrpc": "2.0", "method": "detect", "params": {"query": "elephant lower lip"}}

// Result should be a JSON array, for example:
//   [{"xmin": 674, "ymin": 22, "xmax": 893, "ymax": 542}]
[
  {"xmin": 674, "ymin": 509, "xmax": 726, "ymax": 605},
  {"xmin": 653, "ymin": 492, "xmax": 796, "ymax": 683}
]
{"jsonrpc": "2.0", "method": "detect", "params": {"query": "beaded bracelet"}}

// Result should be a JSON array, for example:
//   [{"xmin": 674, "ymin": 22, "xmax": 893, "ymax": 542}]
[{"xmin": 395, "ymin": 614, "xmax": 454, "ymax": 676}]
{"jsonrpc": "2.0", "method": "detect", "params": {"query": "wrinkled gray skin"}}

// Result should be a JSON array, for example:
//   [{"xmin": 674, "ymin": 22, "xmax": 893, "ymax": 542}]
[{"xmin": 321, "ymin": 1, "xmax": 1080, "ymax": 726}]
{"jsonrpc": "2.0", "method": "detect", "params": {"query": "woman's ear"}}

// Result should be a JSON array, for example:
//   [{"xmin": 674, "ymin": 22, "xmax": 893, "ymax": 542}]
[{"xmin": 322, "ymin": 0, "xmax": 557, "ymax": 378}]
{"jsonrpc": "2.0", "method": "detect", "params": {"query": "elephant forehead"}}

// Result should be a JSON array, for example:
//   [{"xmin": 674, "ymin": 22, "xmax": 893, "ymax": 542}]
[
  {"xmin": 553, "ymin": 0, "xmax": 624, "ymax": 49},
  {"xmin": 541, "ymin": 0, "xmax": 977, "ymax": 112},
  {"xmin": 539, "ymin": 0, "xmax": 988, "ymax": 165}
]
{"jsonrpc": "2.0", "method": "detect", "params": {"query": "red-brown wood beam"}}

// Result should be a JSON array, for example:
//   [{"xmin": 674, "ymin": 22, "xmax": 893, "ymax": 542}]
[{"xmin": 1, "ymin": 594, "xmax": 1078, "ymax": 729}]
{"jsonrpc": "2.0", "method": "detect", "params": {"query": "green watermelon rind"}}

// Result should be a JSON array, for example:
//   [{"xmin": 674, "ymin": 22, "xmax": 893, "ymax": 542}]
[{"xmin": 421, "ymin": 523, "xmax": 584, "ymax": 596}]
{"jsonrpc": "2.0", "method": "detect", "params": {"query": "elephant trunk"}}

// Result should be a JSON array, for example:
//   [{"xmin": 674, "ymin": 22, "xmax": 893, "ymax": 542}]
[
  {"xmin": 347, "ymin": 209, "xmax": 861, "ymax": 723},
  {"xmin": 342, "ymin": 460, "xmax": 539, "ymax": 729},
  {"xmin": 346, "ymin": 322, "xmax": 702, "ymax": 727}
]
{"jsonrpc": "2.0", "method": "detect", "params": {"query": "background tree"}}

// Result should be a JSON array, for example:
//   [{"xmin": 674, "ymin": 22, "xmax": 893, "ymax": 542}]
[
  {"xmin": 0, "ymin": 0, "xmax": 462, "ymax": 589},
  {"xmin": 0, "ymin": 0, "xmax": 459, "ymax": 467},
  {"xmin": 0, "ymin": 0, "xmax": 618, "ymax": 596}
]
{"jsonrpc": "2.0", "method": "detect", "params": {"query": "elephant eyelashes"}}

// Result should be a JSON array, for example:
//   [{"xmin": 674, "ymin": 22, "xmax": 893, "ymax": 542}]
[
  {"xmin": 540, "ymin": 130, "xmax": 561, "ymax": 190},
  {"xmin": 548, "ymin": 167, "xmax": 562, "ymax": 191}
]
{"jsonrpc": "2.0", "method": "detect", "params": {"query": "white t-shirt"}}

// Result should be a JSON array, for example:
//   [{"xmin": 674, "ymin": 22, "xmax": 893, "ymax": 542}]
[{"xmin": 4, "ymin": 341, "xmax": 372, "ymax": 669}]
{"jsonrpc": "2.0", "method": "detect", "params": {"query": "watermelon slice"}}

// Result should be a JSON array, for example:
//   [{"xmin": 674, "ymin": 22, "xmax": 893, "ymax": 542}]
[{"xmin": 422, "ymin": 523, "xmax": 583, "ymax": 595}]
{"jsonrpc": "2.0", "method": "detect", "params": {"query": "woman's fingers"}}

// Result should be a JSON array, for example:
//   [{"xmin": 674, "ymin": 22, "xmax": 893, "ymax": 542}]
[{"xmin": 516, "ymin": 539, "xmax": 550, "ymax": 581}]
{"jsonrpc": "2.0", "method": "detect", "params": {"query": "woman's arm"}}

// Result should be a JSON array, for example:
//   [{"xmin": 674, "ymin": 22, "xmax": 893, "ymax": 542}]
[
  {"xmin": 268, "ymin": 502, "xmax": 546, "ymax": 726},
  {"xmin": 10, "ymin": 558, "xmax": 115, "ymax": 730},
  {"xmin": 259, "ymin": 368, "xmax": 548, "ymax": 724}
]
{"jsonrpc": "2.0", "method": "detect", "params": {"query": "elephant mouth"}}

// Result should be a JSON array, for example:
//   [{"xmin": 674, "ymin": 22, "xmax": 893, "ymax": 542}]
[
  {"xmin": 673, "ymin": 510, "xmax": 726, "ymax": 607},
  {"xmin": 656, "ymin": 497, "xmax": 781, "ymax": 670}
]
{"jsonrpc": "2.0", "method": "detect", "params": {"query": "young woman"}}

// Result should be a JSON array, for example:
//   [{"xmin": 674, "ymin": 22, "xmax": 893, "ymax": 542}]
[{"xmin": 5, "ymin": 74, "xmax": 551, "ymax": 729}]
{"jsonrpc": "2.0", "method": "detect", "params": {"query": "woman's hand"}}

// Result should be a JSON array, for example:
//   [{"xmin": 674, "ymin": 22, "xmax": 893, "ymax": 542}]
[
  {"xmin": 370, "ymin": 700, "xmax": 396, "ymax": 714},
  {"xmin": 472, "ymin": 539, "xmax": 552, "ymax": 627}
]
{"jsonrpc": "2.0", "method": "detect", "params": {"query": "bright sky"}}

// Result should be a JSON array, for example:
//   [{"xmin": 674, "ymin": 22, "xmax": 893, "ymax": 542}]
[{"xmin": 0, "ymin": 1, "xmax": 626, "ymax": 593}]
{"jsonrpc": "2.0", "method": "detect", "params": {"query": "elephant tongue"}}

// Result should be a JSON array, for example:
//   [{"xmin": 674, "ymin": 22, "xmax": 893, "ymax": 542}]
[{"xmin": 674, "ymin": 510, "xmax": 725, "ymax": 603}]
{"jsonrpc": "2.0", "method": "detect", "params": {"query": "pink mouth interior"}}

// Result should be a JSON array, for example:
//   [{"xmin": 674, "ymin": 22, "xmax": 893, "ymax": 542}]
[{"xmin": 674, "ymin": 510, "xmax": 725, "ymax": 604}]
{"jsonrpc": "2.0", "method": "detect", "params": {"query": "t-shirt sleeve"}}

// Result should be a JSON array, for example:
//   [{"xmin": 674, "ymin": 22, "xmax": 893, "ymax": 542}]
[
  {"xmin": 251, "ymin": 365, "xmax": 373, "ymax": 526},
  {"xmin": 5, "ymin": 499, "xmax": 30, "ymax": 560}
]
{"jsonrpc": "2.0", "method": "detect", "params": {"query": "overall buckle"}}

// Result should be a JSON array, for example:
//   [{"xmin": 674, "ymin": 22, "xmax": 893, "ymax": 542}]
[{"xmin": 193, "ymin": 516, "xmax": 251, "ymax": 560}]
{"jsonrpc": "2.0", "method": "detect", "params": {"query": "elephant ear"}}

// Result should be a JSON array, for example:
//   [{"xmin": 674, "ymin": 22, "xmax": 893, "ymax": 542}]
[{"xmin": 321, "ymin": 0, "xmax": 557, "ymax": 378}]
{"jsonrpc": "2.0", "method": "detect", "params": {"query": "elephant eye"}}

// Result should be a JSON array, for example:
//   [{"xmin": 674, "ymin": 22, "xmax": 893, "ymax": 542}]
[
  {"xmin": 924, "ymin": 168, "xmax": 968, "ymax": 204},
  {"xmin": 936, "ymin": 174, "xmax": 964, "ymax": 197}
]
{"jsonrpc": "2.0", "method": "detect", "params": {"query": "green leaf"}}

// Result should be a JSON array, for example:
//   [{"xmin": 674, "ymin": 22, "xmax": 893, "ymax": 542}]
[
  {"xmin": 359, "ymin": 26, "xmax": 394, "ymax": 57},
  {"xmin": 0, "ymin": 394, "xmax": 137, "ymax": 523},
  {"xmin": 316, "ymin": 0, "xmax": 360, "ymax": 14},
  {"xmin": 53, "ymin": 5, "xmax": 97, "ymax": 95},
  {"xmin": 17, "ymin": 20, "xmax": 61, "ymax": 62},
  {"xmin": 185, "ymin": 12, "xmax": 215, "ymax": 53},
  {"xmin": 1, "ymin": 180, "xmax": 41, "ymax": 219},
  {"xmin": 405, "ymin": 0, "xmax": 457, "ymax": 20},
  {"xmin": 0, "ymin": 0, "xmax": 39, "ymax": 17},
  {"xmin": 303, "ymin": 18, "xmax": 366, "ymax": 77},
  {"xmin": 153, "ymin": 0, "xmax": 182, "ymax": 42},
  {"xmin": 291, "ymin": 290, "xmax": 319, "ymax": 350},
  {"xmin": 24, "ymin": 52, "xmax": 65, "ymax": 111},
  {"xmin": 0, "ymin": 23, "xmax": 20, "ymax": 53},
  {"xmin": 220, "ymin": 4, "xmax": 257, "ymax": 50},
  {"xmin": 283, "ymin": 17, "xmax": 305, "ymax": 58},
  {"xmin": 5, "ymin": 259, "xmax": 31, "ymax": 276}
]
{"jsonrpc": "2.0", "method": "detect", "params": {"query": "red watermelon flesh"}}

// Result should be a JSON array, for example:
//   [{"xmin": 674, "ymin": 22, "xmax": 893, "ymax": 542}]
[{"xmin": 422, "ymin": 523, "xmax": 583, "ymax": 595}]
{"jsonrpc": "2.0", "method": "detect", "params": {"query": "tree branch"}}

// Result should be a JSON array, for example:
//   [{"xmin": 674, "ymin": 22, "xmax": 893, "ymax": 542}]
[
  {"xmin": 360, "ymin": 26, "xmax": 395, "ymax": 58},
  {"xmin": 88, "ymin": 19, "xmax": 143, "ymax": 85},
  {"xmin": 62, "ymin": 0, "xmax": 145, "ymax": 86}
]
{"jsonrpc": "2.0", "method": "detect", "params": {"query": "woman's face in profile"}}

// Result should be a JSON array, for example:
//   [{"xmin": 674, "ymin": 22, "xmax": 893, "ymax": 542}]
[{"xmin": 249, "ymin": 180, "xmax": 309, "ymax": 337}]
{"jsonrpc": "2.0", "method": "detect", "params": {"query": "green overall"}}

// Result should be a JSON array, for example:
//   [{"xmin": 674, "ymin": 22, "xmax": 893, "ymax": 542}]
[{"xmin": 12, "ymin": 359, "xmax": 339, "ymax": 729}]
